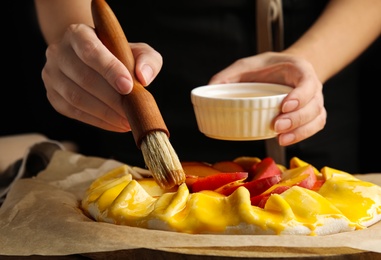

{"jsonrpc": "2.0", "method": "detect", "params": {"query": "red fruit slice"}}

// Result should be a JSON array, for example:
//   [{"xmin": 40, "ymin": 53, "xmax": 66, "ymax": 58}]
[
  {"xmin": 191, "ymin": 172, "xmax": 248, "ymax": 193},
  {"xmin": 311, "ymin": 179, "xmax": 325, "ymax": 191},
  {"xmin": 214, "ymin": 179, "xmax": 246, "ymax": 195},
  {"xmin": 297, "ymin": 165, "xmax": 317, "ymax": 189},
  {"xmin": 250, "ymin": 186, "xmax": 290, "ymax": 208},
  {"xmin": 244, "ymin": 175, "xmax": 282, "ymax": 197},
  {"xmin": 251, "ymin": 157, "xmax": 282, "ymax": 181},
  {"xmin": 219, "ymin": 175, "xmax": 281, "ymax": 197}
]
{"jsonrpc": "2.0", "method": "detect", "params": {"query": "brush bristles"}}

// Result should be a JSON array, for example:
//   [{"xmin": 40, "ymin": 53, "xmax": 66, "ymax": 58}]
[{"xmin": 140, "ymin": 131, "xmax": 186, "ymax": 189}]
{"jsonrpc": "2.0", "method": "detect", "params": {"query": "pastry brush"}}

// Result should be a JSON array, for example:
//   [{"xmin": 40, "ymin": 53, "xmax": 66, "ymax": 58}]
[{"xmin": 91, "ymin": 0, "xmax": 185, "ymax": 189}]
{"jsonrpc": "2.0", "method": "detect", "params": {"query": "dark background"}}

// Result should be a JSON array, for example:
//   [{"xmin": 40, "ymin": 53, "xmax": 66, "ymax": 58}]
[{"xmin": 2, "ymin": 1, "xmax": 380, "ymax": 173}]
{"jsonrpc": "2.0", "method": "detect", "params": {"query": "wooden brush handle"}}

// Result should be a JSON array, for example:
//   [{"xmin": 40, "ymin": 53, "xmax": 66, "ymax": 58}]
[{"xmin": 91, "ymin": 0, "xmax": 169, "ymax": 147}]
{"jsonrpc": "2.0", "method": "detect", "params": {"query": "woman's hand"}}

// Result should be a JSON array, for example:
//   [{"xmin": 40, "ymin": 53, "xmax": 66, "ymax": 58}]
[
  {"xmin": 42, "ymin": 23, "xmax": 163, "ymax": 132},
  {"xmin": 209, "ymin": 52, "xmax": 326, "ymax": 146}
]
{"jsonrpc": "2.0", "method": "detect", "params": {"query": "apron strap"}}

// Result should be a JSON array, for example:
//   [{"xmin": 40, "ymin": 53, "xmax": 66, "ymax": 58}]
[{"xmin": 256, "ymin": 0, "xmax": 286, "ymax": 165}]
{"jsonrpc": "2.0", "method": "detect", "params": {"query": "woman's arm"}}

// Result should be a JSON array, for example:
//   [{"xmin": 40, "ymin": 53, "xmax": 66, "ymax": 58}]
[
  {"xmin": 284, "ymin": 0, "xmax": 381, "ymax": 83},
  {"xmin": 34, "ymin": 0, "xmax": 93, "ymax": 44}
]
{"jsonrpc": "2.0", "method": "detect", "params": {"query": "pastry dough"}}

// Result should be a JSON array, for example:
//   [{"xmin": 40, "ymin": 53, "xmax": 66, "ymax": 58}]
[{"xmin": 81, "ymin": 158, "xmax": 381, "ymax": 236}]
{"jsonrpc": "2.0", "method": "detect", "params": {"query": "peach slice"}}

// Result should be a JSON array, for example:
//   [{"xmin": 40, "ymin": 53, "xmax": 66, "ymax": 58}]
[
  {"xmin": 181, "ymin": 161, "xmax": 220, "ymax": 177},
  {"xmin": 185, "ymin": 175, "xmax": 199, "ymax": 189},
  {"xmin": 233, "ymin": 156, "xmax": 261, "ymax": 171},
  {"xmin": 212, "ymin": 161, "xmax": 245, "ymax": 172}
]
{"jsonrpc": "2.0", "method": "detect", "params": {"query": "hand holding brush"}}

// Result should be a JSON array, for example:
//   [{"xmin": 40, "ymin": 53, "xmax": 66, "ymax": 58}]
[{"xmin": 91, "ymin": 0, "xmax": 185, "ymax": 189}]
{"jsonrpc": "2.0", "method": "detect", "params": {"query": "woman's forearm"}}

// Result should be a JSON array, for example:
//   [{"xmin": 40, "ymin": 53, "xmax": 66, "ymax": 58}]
[
  {"xmin": 284, "ymin": 0, "xmax": 381, "ymax": 83},
  {"xmin": 34, "ymin": 0, "xmax": 93, "ymax": 44}
]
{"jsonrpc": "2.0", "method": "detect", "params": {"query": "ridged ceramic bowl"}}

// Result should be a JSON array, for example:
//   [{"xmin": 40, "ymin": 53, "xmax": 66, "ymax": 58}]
[{"xmin": 191, "ymin": 83, "xmax": 293, "ymax": 140}]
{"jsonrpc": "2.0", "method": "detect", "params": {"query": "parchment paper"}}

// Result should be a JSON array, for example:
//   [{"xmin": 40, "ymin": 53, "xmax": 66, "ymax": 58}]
[{"xmin": 0, "ymin": 150, "xmax": 380, "ymax": 257}]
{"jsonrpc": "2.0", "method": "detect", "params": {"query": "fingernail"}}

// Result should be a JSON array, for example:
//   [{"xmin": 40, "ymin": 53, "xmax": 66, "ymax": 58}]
[
  {"xmin": 116, "ymin": 77, "xmax": 133, "ymax": 94},
  {"xmin": 275, "ymin": 118, "xmax": 292, "ymax": 132},
  {"xmin": 282, "ymin": 100, "xmax": 299, "ymax": 113},
  {"xmin": 141, "ymin": 64, "xmax": 154, "ymax": 85},
  {"xmin": 279, "ymin": 133, "xmax": 295, "ymax": 145}
]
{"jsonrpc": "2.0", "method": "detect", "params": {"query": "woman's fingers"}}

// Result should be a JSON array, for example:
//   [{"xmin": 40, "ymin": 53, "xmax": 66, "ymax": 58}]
[
  {"xmin": 41, "ymin": 24, "xmax": 163, "ymax": 132},
  {"xmin": 208, "ymin": 52, "xmax": 326, "ymax": 146},
  {"xmin": 42, "ymin": 24, "xmax": 129, "ymax": 131},
  {"xmin": 275, "ymin": 93, "xmax": 326, "ymax": 145},
  {"xmin": 43, "ymin": 55, "xmax": 130, "ymax": 131},
  {"xmin": 68, "ymin": 24, "xmax": 133, "ymax": 94},
  {"xmin": 131, "ymin": 42, "xmax": 163, "ymax": 86}
]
